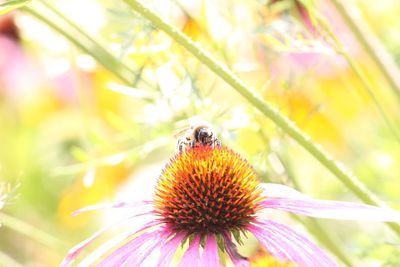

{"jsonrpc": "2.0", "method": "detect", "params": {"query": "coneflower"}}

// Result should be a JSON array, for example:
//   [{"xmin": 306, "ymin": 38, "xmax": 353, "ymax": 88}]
[{"xmin": 61, "ymin": 146, "xmax": 400, "ymax": 267}]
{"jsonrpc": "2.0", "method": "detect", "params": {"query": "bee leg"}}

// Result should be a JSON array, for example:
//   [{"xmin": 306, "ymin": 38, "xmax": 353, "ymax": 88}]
[
  {"xmin": 176, "ymin": 140, "xmax": 185, "ymax": 153},
  {"xmin": 214, "ymin": 139, "xmax": 221, "ymax": 148},
  {"xmin": 189, "ymin": 140, "xmax": 196, "ymax": 149}
]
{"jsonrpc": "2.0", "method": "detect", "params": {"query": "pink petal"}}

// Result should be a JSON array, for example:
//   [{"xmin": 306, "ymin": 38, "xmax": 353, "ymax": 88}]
[
  {"xmin": 97, "ymin": 229, "xmax": 161, "ymax": 267},
  {"xmin": 259, "ymin": 186, "xmax": 400, "ymax": 222},
  {"xmin": 72, "ymin": 200, "xmax": 152, "ymax": 216},
  {"xmin": 60, "ymin": 215, "xmax": 159, "ymax": 267},
  {"xmin": 248, "ymin": 220, "xmax": 337, "ymax": 267},
  {"xmin": 77, "ymin": 230, "xmax": 142, "ymax": 267},
  {"xmin": 116, "ymin": 230, "xmax": 166, "ymax": 267},
  {"xmin": 222, "ymin": 233, "xmax": 248, "ymax": 267},
  {"xmin": 60, "ymin": 219, "xmax": 127, "ymax": 267},
  {"xmin": 201, "ymin": 235, "xmax": 221, "ymax": 267},
  {"xmin": 123, "ymin": 239, "xmax": 163, "ymax": 266},
  {"xmin": 156, "ymin": 233, "xmax": 185, "ymax": 267},
  {"xmin": 179, "ymin": 235, "xmax": 201, "ymax": 267}
]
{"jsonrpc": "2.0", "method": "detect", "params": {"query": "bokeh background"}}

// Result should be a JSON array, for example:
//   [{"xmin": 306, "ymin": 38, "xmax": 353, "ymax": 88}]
[{"xmin": 1, "ymin": 0, "xmax": 400, "ymax": 266}]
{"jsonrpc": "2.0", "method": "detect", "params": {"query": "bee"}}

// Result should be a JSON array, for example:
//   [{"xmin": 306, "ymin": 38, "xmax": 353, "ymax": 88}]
[{"xmin": 175, "ymin": 124, "xmax": 221, "ymax": 153}]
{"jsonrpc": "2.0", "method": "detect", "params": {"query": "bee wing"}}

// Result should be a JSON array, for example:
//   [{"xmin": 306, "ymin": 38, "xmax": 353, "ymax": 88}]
[{"xmin": 173, "ymin": 127, "xmax": 191, "ymax": 139}]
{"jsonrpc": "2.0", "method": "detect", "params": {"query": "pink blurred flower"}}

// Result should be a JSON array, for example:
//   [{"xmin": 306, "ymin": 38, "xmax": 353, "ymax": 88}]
[
  {"xmin": 270, "ymin": 0, "xmax": 315, "ymax": 33},
  {"xmin": 0, "ymin": 14, "xmax": 80, "ymax": 105},
  {"xmin": 62, "ymin": 147, "xmax": 400, "ymax": 267}
]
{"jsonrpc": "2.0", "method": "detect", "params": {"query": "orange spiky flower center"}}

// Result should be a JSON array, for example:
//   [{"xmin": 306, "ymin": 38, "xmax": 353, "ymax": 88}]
[{"xmin": 153, "ymin": 146, "xmax": 263, "ymax": 235}]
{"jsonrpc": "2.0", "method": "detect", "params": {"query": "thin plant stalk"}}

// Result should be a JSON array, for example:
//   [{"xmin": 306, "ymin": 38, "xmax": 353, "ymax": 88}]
[
  {"xmin": 122, "ymin": 0, "xmax": 400, "ymax": 236},
  {"xmin": 294, "ymin": 215, "xmax": 354, "ymax": 267},
  {"xmin": 0, "ymin": 212, "xmax": 66, "ymax": 251},
  {"xmin": 277, "ymin": 151, "xmax": 354, "ymax": 267},
  {"xmin": 258, "ymin": 128, "xmax": 353, "ymax": 265},
  {"xmin": 316, "ymin": 13, "xmax": 400, "ymax": 144},
  {"xmin": 341, "ymin": 52, "xmax": 400, "ymax": 143},
  {"xmin": 0, "ymin": 0, "xmax": 30, "ymax": 15},
  {"xmin": 330, "ymin": 0, "xmax": 400, "ymax": 103},
  {"xmin": 257, "ymin": 139, "xmax": 354, "ymax": 266},
  {"xmin": 0, "ymin": 250, "xmax": 24, "ymax": 267},
  {"xmin": 22, "ymin": 2, "xmax": 138, "ymax": 86},
  {"xmin": 38, "ymin": 0, "xmax": 139, "ymax": 81}
]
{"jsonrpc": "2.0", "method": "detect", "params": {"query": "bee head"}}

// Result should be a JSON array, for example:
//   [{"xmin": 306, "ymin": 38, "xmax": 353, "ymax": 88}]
[{"xmin": 195, "ymin": 127, "xmax": 213, "ymax": 144}]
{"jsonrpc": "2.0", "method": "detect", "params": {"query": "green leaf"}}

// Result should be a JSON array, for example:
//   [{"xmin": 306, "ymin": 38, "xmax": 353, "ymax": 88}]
[{"xmin": 0, "ymin": 0, "xmax": 31, "ymax": 15}]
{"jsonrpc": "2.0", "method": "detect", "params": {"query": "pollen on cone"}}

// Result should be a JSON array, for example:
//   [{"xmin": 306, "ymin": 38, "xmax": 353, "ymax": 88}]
[{"xmin": 153, "ymin": 146, "xmax": 263, "ymax": 235}]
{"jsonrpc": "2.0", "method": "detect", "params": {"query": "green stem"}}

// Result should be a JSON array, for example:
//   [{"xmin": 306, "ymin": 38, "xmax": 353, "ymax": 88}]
[
  {"xmin": 316, "ymin": 14, "xmax": 400, "ymax": 144},
  {"xmin": 330, "ymin": 0, "xmax": 400, "ymax": 103},
  {"xmin": 0, "ymin": 250, "xmax": 24, "ymax": 267},
  {"xmin": 122, "ymin": 0, "xmax": 400, "ymax": 235},
  {"xmin": 293, "ymin": 215, "xmax": 354, "ymax": 267},
  {"xmin": 0, "ymin": 0, "xmax": 31, "ymax": 16},
  {"xmin": 22, "ymin": 2, "xmax": 138, "ymax": 86},
  {"xmin": 0, "ymin": 212, "xmax": 66, "ymax": 250},
  {"xmin": 278, "ymin": 151, "xmax": 354, "ymax": 266},
  {"xmin": 341, "ymin": 52, "xmax": 400, "ymax": 143},
  {"xmin": 39, "ymin": 0, "xmax": 138, "ymax": 81},
  {"xmin": 263, "ymin": 154, "xmax": 354, "ymax": 267}
]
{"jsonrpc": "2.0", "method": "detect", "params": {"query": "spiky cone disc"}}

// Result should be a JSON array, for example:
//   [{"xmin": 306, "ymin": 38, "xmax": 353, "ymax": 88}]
[{"xmin": 153, "ymin": 146, "xmax": 263, "ymax": 236}]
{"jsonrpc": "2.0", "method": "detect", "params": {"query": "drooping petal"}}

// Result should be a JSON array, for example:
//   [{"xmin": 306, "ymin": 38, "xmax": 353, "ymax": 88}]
[
  {"xmin": 156, "ymin": 232, "xmax": 185, "ymax": 267},
  {"xmin": 222, "ymin": 233, "xmax": 249, "ymax": 267},
  {"xmin": 72, "ymin": 200, "xmax": 152, "ymax": 216},
  {"xmin": 60, "ymin": 213, "xmax": 158, "ymax": 267},
  {"xmin": 179, "ymin": 235, "xmax": 201, "ymax": 267},
  {"xmin": 77, "ymin": 216, "xmax": 163, "ymax": 267},
  {"xmin": 247, "ymin": 220, "xmax": 337, "ymax": 267},
  {"xmin": 259, "ymin": 184, "xmax": 400, "ymax": 221},
  {"xmin": 118, "ymin": 231, "xmax": 165, "ymax": 267},
  {"xmin": 201, "ymin": 235, "xmax": 221, "ymax": 267},
  {"xmin": 77, "ymin": 229, "xmax": 140, "ymax": 267},
  {"xmin": 97, "ymin": 228, "xmax": 162, "ymax": 267},
  {"xmin": 60, "ymin": 219, "xmax": 129, "ymax": 267}
]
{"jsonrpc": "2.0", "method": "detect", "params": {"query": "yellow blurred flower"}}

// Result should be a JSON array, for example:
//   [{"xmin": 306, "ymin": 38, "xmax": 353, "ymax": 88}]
[
  {"xmin": 250, "ymin": 248, "xmax": 294, "ymax": 267},
  {"xmin": 58, "ymin": 162, "xmax": 129, "ymax": 228}
]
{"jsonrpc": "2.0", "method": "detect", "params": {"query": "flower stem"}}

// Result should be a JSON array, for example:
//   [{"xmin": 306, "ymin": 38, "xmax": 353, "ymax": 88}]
[
  {"xmin": 316, "ymin": 12, "xmax": 400, "ymax": 144},
  {"xmin": 294, "ymin": 215, "xmax": 354, "ymax": 267},
  {"xmin": 0, "ymin": 212, "xmax": 66, "ymax": 251},
  {"xmin": 122, "ymin": 0, "xmax": 400, "ymax": 236},
  {"xmin": 22, "ymin": 1, "xmax": 139, "ymax": 86},
  {"xmin": 0, "ymin": 0, "xmax": 31, "ymax": 16},
  {"xmin": 330, "ymin": 0, "xmax": 400, "ymax": 103},
  {"xmin": 277, "ymin": 151, "xmax": 354, "ymax": 266},
  {"xmin": 0, "ymin": 250, "xmax": 23, "ymax": 267},
  {"xmin": 341, "ymin": 52, "xmax": 400, "ymax": 143}
]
